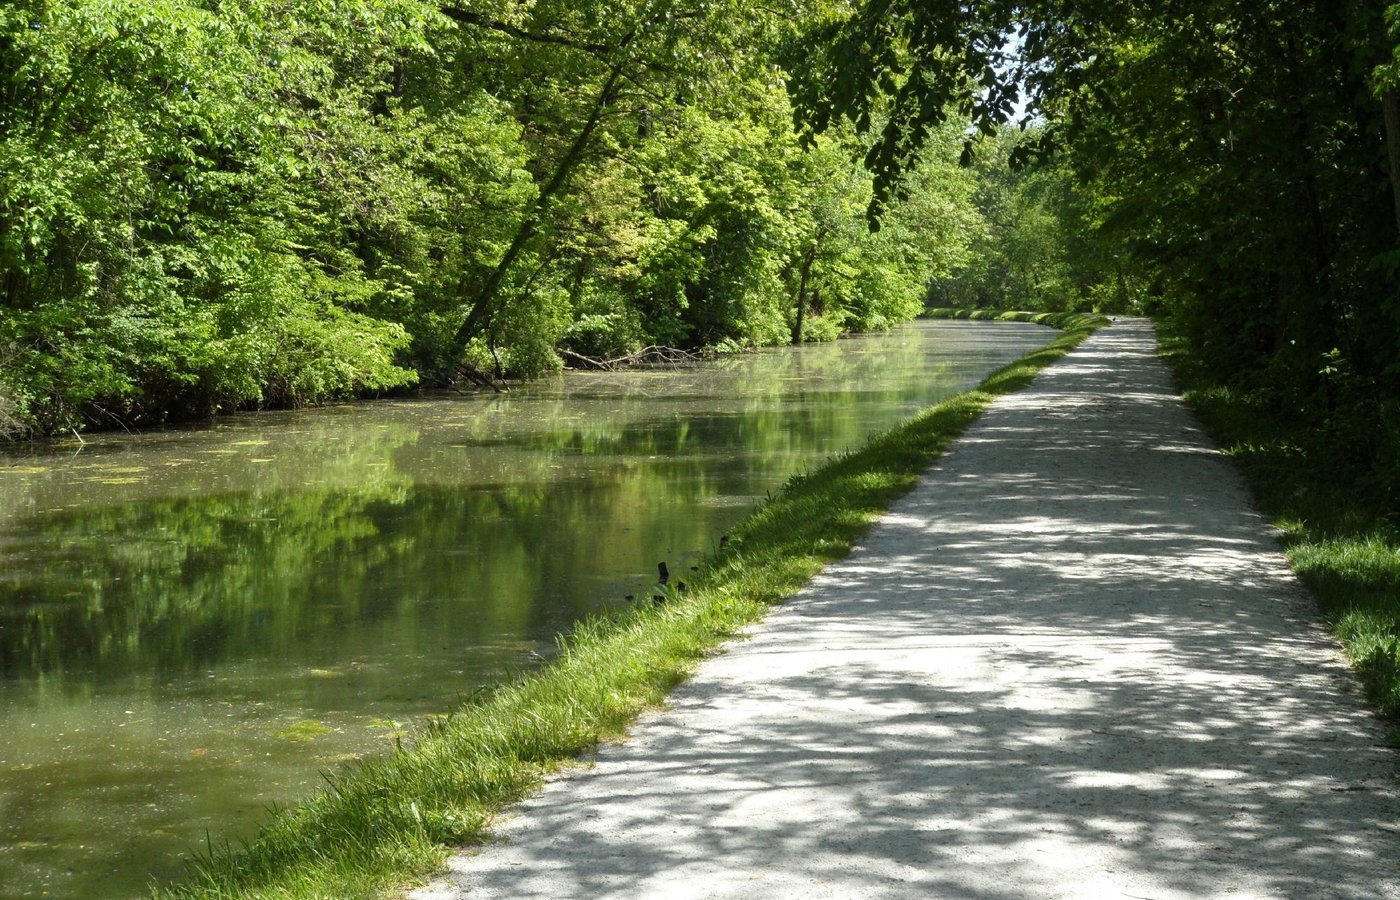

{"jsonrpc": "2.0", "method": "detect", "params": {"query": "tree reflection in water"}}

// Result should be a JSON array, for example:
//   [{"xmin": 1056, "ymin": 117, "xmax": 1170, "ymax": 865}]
[{"xmin": 0, "ymin": 320, "xmax": 1051, "ymax": 898}]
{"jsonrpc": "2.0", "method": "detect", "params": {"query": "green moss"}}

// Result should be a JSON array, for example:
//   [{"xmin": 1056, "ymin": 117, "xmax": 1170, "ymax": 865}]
[
  {"xmin": 154, "ymin": 315, "xmax": 1104, "ymax": 900},
  {"xmin": 273, "ymin": 721, "xmax": 336, "ymax": 743}
]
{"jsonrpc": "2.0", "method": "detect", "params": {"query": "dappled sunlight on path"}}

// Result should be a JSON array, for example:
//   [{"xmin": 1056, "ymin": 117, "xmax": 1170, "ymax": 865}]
[{"xmin": 415, "ymin": 320, "xmax": 1399, "ymax": 900}]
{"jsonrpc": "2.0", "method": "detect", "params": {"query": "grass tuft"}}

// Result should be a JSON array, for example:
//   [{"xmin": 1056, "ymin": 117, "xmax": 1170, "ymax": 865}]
[{"xmin": 154, "ymin": 313, "xmax": 1103, "ymax": 900}]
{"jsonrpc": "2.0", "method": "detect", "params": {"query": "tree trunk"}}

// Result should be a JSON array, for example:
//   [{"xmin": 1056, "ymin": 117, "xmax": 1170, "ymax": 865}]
[
  {"xmin": 1280, "ymin": 35, "xmax": 1344, "ymax": 355},
  {"xmin": 791, "ymin": 248, "xmax": 816, "ymax": 345},
  {"xmin": 1384, "ymin": 90, "xmax": 1400, "ymax": 238},
  {"xmin": 446, "ymin": 38, "xmax": 635, "ymax": 365}
]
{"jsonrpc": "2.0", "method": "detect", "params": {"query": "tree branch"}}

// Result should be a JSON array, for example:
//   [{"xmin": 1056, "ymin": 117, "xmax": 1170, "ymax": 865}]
[{"xmin": 440, "ymin": 7, "xmax": 614, "ymax": 55}]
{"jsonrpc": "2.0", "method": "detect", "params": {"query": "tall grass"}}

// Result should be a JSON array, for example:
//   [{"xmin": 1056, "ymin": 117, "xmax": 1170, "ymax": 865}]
[{"xmin": 155, "ymin": 313, "xmax": 1104, "ymax": 899}]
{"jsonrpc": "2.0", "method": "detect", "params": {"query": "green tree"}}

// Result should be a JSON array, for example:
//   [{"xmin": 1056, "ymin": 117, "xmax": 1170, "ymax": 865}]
[
  {"xmin": 793, "ymin": 0, "xmax": 1399, "ymax": 484},
  {"xmin": 1, "ymin": 0, "xmax": 975, "ymax": 435},
  {"xmin": 0, "ymin": 0, "xmax": 441, "ymax": 429}
]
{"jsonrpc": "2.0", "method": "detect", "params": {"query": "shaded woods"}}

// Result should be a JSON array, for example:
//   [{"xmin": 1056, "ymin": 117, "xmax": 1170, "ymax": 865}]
[
  {"xmin": 789, "ymin": 0, "xmax": 1400, "ymax": 718},
  {"xmin": 792, "ymin": 0, "xmax": 1400, "ymax": 510}
]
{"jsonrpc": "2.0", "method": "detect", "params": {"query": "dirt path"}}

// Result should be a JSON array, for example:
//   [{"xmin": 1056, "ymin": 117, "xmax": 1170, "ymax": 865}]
[{"xmin": 413, "ymin": 319, "xmax": 1399, "ymax": 899}]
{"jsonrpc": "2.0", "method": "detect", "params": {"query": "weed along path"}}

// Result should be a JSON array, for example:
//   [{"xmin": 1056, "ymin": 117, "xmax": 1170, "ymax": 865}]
[{"xmin": 412, "ymin": 319, "xmax": 1399, "ymax": 900}]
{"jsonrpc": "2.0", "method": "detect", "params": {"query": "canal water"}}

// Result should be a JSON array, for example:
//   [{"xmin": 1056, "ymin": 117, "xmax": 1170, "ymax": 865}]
[{"xmin": 0, "ymin": 320, "xmax": 1051, "ymax": 897}]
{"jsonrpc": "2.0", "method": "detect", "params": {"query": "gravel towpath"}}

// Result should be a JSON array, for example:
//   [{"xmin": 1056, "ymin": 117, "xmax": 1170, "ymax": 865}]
[{"xmin": 413, "ymin": 319, "xmax": 1399, "ymax": 900}]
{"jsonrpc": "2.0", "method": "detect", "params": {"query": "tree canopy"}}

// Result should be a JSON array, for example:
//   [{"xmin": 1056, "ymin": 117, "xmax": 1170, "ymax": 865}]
[
  {"xmin": 0, "ymin": 0, "xmax": 977, "ymax": 436},
  {"xmin": 795, "ymin": 0, "xmax": 1400, "ymax": 504}
]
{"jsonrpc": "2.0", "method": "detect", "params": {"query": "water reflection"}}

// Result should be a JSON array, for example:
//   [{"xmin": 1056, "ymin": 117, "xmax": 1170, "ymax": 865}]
[{"xmin": 0, "ymin": 321, "xmax": 1051, "ymax": 897}]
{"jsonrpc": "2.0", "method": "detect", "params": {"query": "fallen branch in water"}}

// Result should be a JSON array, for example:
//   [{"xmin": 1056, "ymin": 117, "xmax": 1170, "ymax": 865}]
[
  {"xmin": 559, "ymin": 346, "xmax": 717, "ymax": 370},
  {"xmin": 453, "ymin": 363, "xmax": 509, "ymax": 393}
]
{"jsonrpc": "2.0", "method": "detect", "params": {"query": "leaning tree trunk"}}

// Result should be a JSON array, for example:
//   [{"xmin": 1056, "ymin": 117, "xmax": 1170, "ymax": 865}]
[{"xmin": 446, "ymin": 39, "xmax": 635, "ymax": 365}]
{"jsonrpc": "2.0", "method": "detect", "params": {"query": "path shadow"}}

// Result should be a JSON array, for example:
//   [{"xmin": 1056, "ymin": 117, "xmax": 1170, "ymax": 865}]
[{"xmin": 422, "ymin": 322, "xmax": 1400, "ymax": 900}]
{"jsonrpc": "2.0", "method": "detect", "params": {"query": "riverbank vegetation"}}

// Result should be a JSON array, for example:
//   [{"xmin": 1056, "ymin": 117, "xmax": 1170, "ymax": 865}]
[
  {"xmin": 0, "ymin": 0, "xmax": 988, "ymax": 437},
  {"xmin": 153, "ymin": 315, "xmax": 1102, "ymax": 898},
  {"xmin": 15, "ymin": 1, "xmax": 1395, "ymax": 471}
]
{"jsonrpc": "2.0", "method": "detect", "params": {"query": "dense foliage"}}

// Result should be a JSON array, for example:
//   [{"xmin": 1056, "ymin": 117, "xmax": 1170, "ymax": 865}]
[
  {"xmin": 8, "ymin": 0, "xmax": 1399, "ymax": 506},
  {"xmin": 924, "ymin": 128, "xmax": 1138, "ymax": 314},
  {"xmin": 796, "ymin": 0, "xmax": 1400, "ymax": 510},
  {"xmin": 0, "ymin": 0, "xmax": 977, "ymax": 436}
]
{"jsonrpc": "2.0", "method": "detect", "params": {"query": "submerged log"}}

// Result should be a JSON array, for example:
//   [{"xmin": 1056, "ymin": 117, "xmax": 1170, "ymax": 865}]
[
  {"xmin": 452, "ymin": 363, "xmax": 509, "ymax": 394},
  {"xmin": 559, "ymin": 346, "xmax": 718, "ymax": 371}
]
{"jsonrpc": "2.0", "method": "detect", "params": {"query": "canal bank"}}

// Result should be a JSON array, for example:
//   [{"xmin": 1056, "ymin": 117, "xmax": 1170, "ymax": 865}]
[
  {"xmin": 153, "ymin": 315, "xmax": 1103, "ymax": 898},
  {"xmin": 408, "ymin": 318, "xmax": 1398, "ymax": 900},
  {"xmin": 0, "ymin": 319, "xmax": 1059, "ymax": 898}
]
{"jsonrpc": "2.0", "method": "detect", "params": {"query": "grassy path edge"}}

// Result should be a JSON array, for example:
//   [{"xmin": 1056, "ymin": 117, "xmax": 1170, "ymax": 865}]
[
  {"xmin": 1155, "ymin": 320, "xmax": 1400, "ymax": 732},
  {"xmin": 157, "ymin": 311, "xmax": 1106, "ymax": 900}
]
